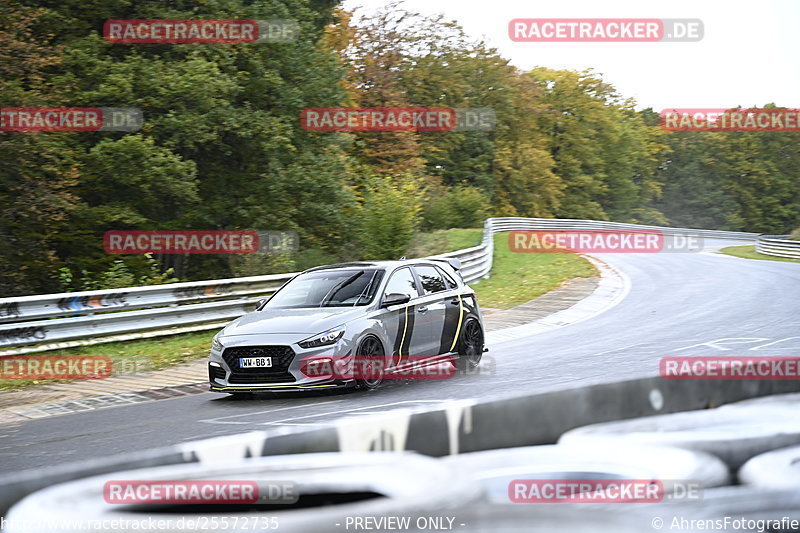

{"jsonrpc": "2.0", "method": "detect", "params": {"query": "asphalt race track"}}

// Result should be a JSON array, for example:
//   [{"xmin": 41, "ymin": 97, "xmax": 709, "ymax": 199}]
[{"xmin": 1, "ymin": 240, "xmax": 798, "ymax": 474}]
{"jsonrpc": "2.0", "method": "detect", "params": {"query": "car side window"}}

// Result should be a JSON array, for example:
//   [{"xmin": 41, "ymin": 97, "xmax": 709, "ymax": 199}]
[
  {"xmin": 415, "ymin": 265, "xmax": 448, "ymax": 295},
  {"xmin": 384, "ymin": 267, "xmax": 420, "ymax": 299},
  {"xmin": 435, "ymin": 266, "xmax": 458, "ymax": 289}
]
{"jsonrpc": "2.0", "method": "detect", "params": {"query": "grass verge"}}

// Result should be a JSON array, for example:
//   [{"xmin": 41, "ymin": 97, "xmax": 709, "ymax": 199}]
[
  {"xmin": 406, "ymin": 228, "xmax": 483, "ymax": 257},
  {"xmin": 720, "ymin": 245, "xmax": 800, "ymax": 263},
  {"xmin": 1, "ymin": 229, "xmax": 596, "ymax": 391},
  {"xmin": 471, "ymin": 233, "xmax": 597, "ymax": 309},
  {"xmin": 0, "ymin": 331, "xmax": 213, "ymax": 392}
]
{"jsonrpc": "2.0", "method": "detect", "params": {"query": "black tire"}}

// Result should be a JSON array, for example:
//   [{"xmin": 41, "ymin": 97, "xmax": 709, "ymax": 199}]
[
  {"xmin": 355, "ymin": 335, "xmax": 385, "ymax": 390},
  {"xmin": 456, "ymin": 318, "xmax": 483, "ymax": 371}
]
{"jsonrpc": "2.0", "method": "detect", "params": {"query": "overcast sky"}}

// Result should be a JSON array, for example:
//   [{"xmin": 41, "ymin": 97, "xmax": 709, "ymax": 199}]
[{"xmin": 341, "ymin": 0, "xmax": 800, "ymax": 111}]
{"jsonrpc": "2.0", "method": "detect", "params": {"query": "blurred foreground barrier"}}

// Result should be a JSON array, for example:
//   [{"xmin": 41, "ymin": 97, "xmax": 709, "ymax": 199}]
[
  {"xmin": 638, "ymin": 486, "xmax": 800, "ymax": 532},
  {"xmin": 417, "ymin": 485, "xmax": 800, "ymax": 532},
  {"xmin": 756, "ymin": 234, "xmax": 800, "ymax": 260},
  {"xmin": 6, "ymin": 453, "xmax": 481, "ymax": 533},
  {"xmin": 442, "ymin": 443, "xmax": 729, "ymax": 504},
  {"xmin": 408, "ymin": 503, "xmax": 740, "ymax": 533},
  {"xmin": 739, "ymin": 445, "xmax": 800, "ymax": 488},
  {"xmin": 1, "ymin": 374, "xmax": 797, "ymax": 515},
  {"xmin": 0, "ymin": 218, "xmax": 758, "ymax": 354},
  {"xmin": 559, "ymin": 398, "xmax": 800, "ymax": 469}
]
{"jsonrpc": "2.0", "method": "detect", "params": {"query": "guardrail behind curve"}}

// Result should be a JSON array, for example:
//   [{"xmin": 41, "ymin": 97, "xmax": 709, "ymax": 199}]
[
  {"xmin": 0, "ymin": 217, "xmax": 759, "ymax": 354},
  {"xmin": 756, "ymin": 235, "xmax": 800, "ymax": 260}
]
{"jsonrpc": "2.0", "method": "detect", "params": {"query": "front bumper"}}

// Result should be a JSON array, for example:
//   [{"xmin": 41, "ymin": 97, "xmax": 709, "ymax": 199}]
[
  {"xmin": 208, "ymin": 334, "xmax": 357, "ymax": 393},
  {"xmin": 208, "ymin": 379, "xmax": 354, "ymax": 393}
]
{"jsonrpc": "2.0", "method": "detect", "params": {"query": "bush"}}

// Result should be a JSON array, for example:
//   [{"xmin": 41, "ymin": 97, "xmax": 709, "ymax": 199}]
[
  {"xmin": 790, "ymin": 228, "xmax": 800, "ymax": 241},
  {"xmin": 422, "ymin": 186, "xmax": 490, "ymax": 230},
  {"xmin": 229, "ymin": 253, "xmax": 297, "ymax": 277},
  {"xmin": 357, "ymin": 176, "xmax": 423, "ymax": 260},
  {"xmin": 58, "ymin": 255, "xmax": 179, "ymax": 291}
]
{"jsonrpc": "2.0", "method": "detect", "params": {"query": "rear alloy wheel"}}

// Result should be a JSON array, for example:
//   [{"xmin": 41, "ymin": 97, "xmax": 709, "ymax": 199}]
[
  {"xmin": 355, "ymin": 335, "xmax": 386, "ymax": 390},
  {"xmin": 456, "ymin": 318, "xmax": 483, "ymax": 371}
]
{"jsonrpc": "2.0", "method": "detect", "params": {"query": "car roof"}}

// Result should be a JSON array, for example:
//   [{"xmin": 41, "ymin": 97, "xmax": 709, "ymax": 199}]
[{"xmin": 302, "ymin": 259, "xmax": 450, "ymax": 274}]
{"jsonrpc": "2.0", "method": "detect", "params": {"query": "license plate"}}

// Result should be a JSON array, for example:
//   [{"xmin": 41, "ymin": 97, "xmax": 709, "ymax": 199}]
[{"xmin": 240, "ymin": 356, "xmax": 272, "ymax": 368}]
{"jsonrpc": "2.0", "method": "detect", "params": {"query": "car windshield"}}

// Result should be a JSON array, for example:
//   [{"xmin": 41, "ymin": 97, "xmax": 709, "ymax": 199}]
[{"xmin": 263, "ymin": 269, "xmax": 384, "ymax": 308}]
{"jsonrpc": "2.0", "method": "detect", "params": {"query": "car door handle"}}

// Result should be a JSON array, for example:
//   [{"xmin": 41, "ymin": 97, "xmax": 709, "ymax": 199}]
[{"xmin": 417, "ymin": 306, "xmax": 428, "ymax": 313}]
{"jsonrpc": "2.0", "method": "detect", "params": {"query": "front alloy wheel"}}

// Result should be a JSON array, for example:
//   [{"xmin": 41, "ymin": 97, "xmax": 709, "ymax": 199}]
[{"xmin": 355, "ymin": 336, "xmax": 386, "ymax": 390}]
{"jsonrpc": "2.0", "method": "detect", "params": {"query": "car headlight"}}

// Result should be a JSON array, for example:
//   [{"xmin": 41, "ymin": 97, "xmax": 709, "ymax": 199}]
[
  {"xmin": 298, "ymin": 325, "xmax": 346, "ymax": 349},
  {"xmin": 211, "ymin": 335, "xmax": 224, "ymax": 352}
]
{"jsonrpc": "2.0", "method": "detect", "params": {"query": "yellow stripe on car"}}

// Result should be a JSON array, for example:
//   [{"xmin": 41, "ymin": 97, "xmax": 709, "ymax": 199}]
[
  {"xmin": 449, "ymin": 294, "xmax": 464, "ymax": 352},
  {"xmin": 398, "ymin": 304, "xmax": 410, "ymax": 362}
]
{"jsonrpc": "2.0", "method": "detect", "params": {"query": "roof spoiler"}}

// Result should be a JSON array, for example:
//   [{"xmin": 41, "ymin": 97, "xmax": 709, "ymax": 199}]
[
  {"xmin": 305, "ymin": 262, "xmax": 376, "ymax": 272},
  {"xmin": 430, "ymin": 257, "xmax": 462, "ymax": 271}
]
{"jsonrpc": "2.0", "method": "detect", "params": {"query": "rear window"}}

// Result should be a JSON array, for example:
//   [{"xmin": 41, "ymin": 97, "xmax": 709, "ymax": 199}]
[
  {"xmin": 435, "ymin": 265, "xmax": 458, "ymax": 288},
  {"xmin": 415, "ymin": 265, "xmax": 448, "ymax": 295}
]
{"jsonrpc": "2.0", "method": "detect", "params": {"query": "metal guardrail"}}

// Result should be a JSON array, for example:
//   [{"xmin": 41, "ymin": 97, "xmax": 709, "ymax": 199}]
[
  {"xmin": 0, "ymin": 218, "xmax": 758, "ymax": 354},
  {"xmin": 485, "ymin": 217, "xmax": 760, "ymax": 240},
  {"xmin": 756, "ymin": 235, "xmax": 800, "ymax": 260}
]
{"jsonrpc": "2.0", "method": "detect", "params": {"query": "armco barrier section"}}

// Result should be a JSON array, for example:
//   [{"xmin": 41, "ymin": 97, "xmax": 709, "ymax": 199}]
[
  {"xmin": 756, "ymin": 234, "xmax": 800, "ymax": 260},
  {"xmin": 1, "ymin": 375, "xmax": 797, "ymax": 515},
  {"xmin": 0, "ymin": 218, "xmax": 757, "ymax": 353}
]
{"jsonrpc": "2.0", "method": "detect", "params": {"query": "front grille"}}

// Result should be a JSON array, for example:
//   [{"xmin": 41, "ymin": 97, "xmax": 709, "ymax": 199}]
[
  {"xmin": 208, "ymin": 364, "xmax": 226, "ymax": 383},
  {"xmin": 229, "ymin": 373, "xmax": 296, "ymax": 384},
  {"xmin": 223, "ymin": 345, "xmax": 297, "ymax": 384}
]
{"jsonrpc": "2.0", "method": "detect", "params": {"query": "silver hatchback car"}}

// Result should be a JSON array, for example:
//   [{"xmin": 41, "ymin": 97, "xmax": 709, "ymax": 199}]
[{"xmin": 208, "ymin": 259, "xmax": 485, "ymax": 394}]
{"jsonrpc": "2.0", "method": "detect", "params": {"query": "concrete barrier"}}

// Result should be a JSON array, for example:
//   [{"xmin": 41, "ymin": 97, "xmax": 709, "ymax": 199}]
[
  {"xmin": 559, "ymin": 403, "xmax": 800, "ymax": 470},
  {"xmin": 738, "ymin": 445, "xmax": 800, "ymax": 487},
  {"xmin": 442, "ymin": 443, "xmax": 729, "ymax": 503},
  {"xmin": 6, "ymin": 453, "xmax": 482, "ymax": 533}
]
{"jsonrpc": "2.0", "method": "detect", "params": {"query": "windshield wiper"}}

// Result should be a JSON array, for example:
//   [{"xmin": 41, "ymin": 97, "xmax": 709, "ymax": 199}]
[
  {"xmin": 351, "ymin": 270, "xmax": 379, "ymax": 307},
  {"xmin": 320, "ymin": 272, "xmax": 364, "ymax": 306}
]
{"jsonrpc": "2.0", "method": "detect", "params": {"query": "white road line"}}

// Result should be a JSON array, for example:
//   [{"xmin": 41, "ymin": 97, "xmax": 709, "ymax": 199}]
[
  {"xmin": 199, "ymin": 401, "xmax": 345, "ymax": 425},
  {"xmin": 255, "ymin": 400, "xmax": 452, "ymax": 426}
]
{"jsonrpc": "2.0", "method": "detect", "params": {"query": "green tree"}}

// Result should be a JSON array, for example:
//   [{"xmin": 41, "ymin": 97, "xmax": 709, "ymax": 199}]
[
  {"xmin": 357, "ymin": 176, "xmax": 422, "ymax": 259},
  {"xmin": 0, "ymin": 2, "xmax": 79, "ymax": 295},
  {"xmin": 422, "ymin": 185, "xmax": 491, "ymax": 230},
  {"xmin": 529, "ymin": 68, "xmax": 665, "ymax": 221},
  {"xmin": 5, "ymin": 0, "xmax": 355, "ymax": 290}
]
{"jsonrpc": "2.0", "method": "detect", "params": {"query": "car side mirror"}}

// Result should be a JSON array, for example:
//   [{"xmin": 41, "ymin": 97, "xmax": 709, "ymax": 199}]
[
  {"xmin": 381, "ymin": 293, "xmax": 411, "ymax": 308},
  {"xmin": 256, "ymin": 298, "xmax": 269, "ymax": 310}
]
